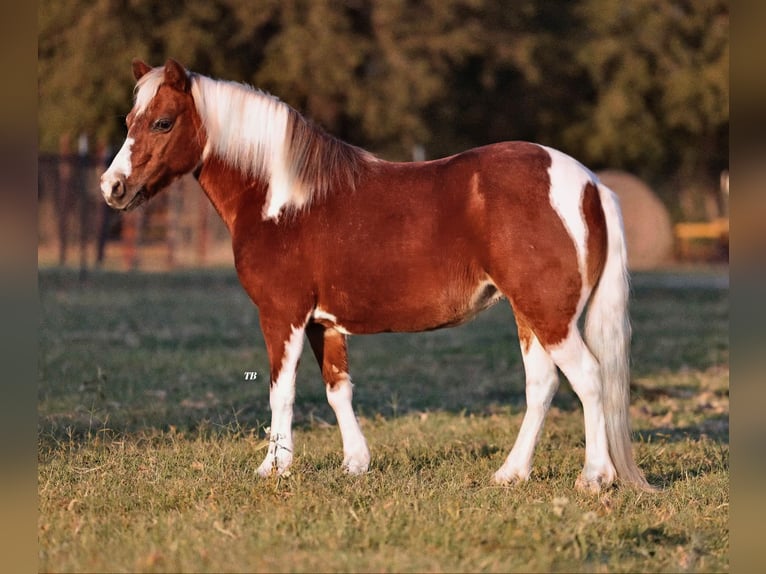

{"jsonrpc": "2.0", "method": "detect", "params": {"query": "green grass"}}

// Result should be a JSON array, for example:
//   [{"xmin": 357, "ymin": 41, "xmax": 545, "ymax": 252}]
[{"xmin": 38, "ymin": 268, "xmax": 729, "ymax": 572}]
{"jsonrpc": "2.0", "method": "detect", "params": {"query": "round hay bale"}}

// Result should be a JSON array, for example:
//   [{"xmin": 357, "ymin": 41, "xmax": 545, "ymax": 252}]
[{"xmin": 596, "ymin": 170, "xmax": 674, "ymax": 270}]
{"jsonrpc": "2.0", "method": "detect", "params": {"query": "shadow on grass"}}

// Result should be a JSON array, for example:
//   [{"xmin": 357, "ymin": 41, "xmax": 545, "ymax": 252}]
[{"xmin": 638, "ymin": 420, "xmax": 729, "ymax": 445}]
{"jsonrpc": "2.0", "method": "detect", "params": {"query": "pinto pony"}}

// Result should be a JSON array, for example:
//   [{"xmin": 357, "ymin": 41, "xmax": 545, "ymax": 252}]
[{"xmin": 101, "ymin": 59, "xmax": 653, "ymax": 492}]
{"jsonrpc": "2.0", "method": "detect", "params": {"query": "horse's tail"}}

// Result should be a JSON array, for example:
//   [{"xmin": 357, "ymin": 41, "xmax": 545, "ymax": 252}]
[{"xmin": 585, "ymin": 182, "xmax": 655, "ymax": 491}]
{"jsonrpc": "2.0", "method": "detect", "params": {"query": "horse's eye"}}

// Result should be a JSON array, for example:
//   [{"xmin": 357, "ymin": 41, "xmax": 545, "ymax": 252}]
[{"xmin": 152, "ymin": 118, "xmax": 173, "ymax": 133}]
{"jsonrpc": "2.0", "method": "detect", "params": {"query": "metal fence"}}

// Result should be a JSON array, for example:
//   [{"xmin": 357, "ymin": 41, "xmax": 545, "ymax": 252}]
[{"xmin": 38, "ymin": 152, "xmax": 231, "ymax": 272}]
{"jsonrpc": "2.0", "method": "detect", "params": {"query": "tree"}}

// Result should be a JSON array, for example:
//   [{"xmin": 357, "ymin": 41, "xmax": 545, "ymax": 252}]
[
  {"xmin": 38, "ymin": 0, "xmax": 728, "ymax": 219},
  {"xmin": 38, "ymin": 0, "xmax": 151, "ymax": 151},
  {"xmin": 565, "ymin": 0, "xmax": 729, "ymax": 216},
  {"xmin": 38, "ymin": 0, "xmax": 277, "ymax": 150}
]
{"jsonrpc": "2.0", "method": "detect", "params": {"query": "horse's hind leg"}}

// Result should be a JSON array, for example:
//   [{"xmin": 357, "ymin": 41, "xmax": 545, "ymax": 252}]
[
  {"xmin": 494, "ymin": 322, "xmax": 559, "ymax": 484},
  {"xmin": 546, "ymin": 326, "xmax": 616, "ymax": 492},
  {"xmin": 494, "ymin": 314, "xmax": 616, "ymax": 491},
  {"xmin": 306, "ymin": 323, "xmax": 370, "ymax": 474}
]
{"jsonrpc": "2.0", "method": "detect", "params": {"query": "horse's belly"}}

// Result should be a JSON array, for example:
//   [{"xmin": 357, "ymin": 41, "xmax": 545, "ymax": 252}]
[{"xmin": 313, "ymin": 277, "xmax": 503, "ymax": 335}]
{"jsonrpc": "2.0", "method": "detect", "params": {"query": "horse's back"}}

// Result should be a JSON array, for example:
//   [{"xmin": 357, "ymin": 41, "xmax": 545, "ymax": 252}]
[{"xmin": 299, "ymin": 141, "xmax": 605, "ymax": 337}]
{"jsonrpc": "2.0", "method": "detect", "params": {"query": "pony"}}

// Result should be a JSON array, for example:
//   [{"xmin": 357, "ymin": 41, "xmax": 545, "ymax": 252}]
[{"xmin": 100, "ymin": 58, "xmax": 654, "ymax": 492}]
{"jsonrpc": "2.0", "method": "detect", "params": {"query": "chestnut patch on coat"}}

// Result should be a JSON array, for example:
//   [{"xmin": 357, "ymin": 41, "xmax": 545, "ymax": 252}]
[
  {"xmin": 479, "ymin": 143, "xmax": 582, "ymax": 349},
  {"xmin": 307, "ymin": 324, "xmax": 350, "ymax": 388},
  {"xmin": 582, "ymin": 182, "xmax": 607, "ymax": 288}
]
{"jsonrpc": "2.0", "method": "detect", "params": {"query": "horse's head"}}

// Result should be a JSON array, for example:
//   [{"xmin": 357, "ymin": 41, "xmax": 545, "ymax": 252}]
[{"xmin": 100, "ymin": 58, "xmax": 205, "ymax": 210}]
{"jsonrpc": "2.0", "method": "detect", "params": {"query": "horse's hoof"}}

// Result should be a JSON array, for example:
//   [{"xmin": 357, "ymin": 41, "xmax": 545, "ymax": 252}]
[
  {"xmin": 492, "ymin": 469, "xmax": 530, "ymax": 486},
  {"xmin": 575, "ymin": 474, "xmax": 613, "ymax": 494}
]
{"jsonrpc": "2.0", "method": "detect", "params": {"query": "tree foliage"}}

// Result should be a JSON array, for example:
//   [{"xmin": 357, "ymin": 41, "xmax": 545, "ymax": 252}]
[
  {"xmin": 38, "ymin": 0, "xmax": 728, "ymax": 214},
  {"xmin": 567, "ymin": 0, "xmax": 729, "ymax": 185}
]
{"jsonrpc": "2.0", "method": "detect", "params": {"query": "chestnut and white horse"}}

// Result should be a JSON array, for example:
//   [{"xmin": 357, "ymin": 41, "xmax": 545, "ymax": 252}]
[{"xmin": 101, "ymin": 59, "xmax": 653, "ymax": 492}]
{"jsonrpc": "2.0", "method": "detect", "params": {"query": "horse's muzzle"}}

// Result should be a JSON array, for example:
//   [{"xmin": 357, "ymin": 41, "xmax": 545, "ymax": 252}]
[{"xmin": 100, "ymin": 173, "xmax": 132, "ymax": 210}]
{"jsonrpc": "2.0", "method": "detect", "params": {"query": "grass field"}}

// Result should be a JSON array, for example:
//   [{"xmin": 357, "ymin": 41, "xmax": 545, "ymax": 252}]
[{"xmin": 38, "ymin": 267, "xmax": 729, "ymax": 572}]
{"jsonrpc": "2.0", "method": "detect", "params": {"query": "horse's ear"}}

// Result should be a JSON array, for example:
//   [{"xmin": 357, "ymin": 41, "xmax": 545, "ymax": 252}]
[
  {"xmin": 132, "ymin": 59, "xmax": 152, "ymax": 81},
  {"xmin": 163, "ymin": 58, "xmax": 190, "ymax": 92}
]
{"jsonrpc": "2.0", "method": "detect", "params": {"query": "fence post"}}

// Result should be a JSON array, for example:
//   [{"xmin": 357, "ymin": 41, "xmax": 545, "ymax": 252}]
[
  {"xmin": 95, "ymin": 144, "xmax": 113, "ymax": 267},
  {"xmin": 122, "ymin": 209, "xmax": 142, "ymax": 271},
  {"xmin": 77, "ymin": 133, "xmax": 90, "ymax": 281},
  {"xmin": 56, "ymin": 134, "xmax": 73, "ymax": 265},
  {"xmin": 166, "ymin": 178, "xmax": 181, "ymax": 269},
  {"xmin": 196, "ymin": 188, "xmax": 208, "ymax": 266}
]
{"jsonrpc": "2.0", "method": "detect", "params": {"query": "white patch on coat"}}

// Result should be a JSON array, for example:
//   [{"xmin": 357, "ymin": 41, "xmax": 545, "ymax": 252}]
[
  {"xmin": 312, "ymin": 307, "xmax": 352, "ymax": 335},
  {"xmin": 538, "ymin": 144, "xmax": 597, "ymax": 282}
]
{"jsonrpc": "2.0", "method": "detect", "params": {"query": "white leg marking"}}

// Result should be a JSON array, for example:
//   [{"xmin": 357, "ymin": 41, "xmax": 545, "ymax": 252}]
[
  {"xmin": 494, "ymin": 336, "xmax": 559, "ymax": 484},
  {"xmin": 548, "ymin": 327, "xmax": 616, "ymax": 492},
  {"xmin": 257, "ymin": 323, "xmax": 306, "ymax": 477},
  {"xmin": 326, "ymin": 377, "xmax": 370, "ymax": 474}
]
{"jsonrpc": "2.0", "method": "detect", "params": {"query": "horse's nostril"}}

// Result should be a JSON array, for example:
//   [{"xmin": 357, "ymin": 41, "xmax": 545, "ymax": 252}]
[{"xmin": 111, "ymin": 178, "xmax": 125, "ymax": 198}]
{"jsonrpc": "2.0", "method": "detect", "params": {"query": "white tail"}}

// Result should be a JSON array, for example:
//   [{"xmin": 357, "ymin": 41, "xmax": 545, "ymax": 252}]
[{"xmin": 585, "ymin": 183, "xmax": 655, "ymax": 491}]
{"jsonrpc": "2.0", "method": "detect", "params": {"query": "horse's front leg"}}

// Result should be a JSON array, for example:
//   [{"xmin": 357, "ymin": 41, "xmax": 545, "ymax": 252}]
[
  {"xmin": 256, "ymin": 317, "xmax": 307, "ymax": 477},
  {"xmin": 306, "ymin": 322, "xmax": 370, "ymax": 474}
]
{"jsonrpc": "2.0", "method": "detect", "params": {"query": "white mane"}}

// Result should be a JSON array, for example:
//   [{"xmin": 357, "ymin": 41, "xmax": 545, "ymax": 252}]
[{"xmin": 133, "ymin": 67, "xmax": 371, "ymax": 220}]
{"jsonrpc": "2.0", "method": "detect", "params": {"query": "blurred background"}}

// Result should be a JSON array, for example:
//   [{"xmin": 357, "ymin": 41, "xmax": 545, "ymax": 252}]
[{"xmin": 37, "ymin": 0, "xmax": 729, "ymax": 272}]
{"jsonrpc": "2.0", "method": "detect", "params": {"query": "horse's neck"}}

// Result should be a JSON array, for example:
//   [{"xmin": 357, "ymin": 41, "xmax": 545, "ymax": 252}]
[{"xmin": 196, "ymin": 156, "xmax": 268, "ymax": 234}]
